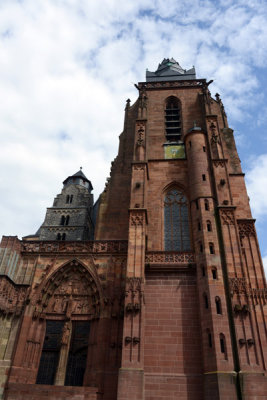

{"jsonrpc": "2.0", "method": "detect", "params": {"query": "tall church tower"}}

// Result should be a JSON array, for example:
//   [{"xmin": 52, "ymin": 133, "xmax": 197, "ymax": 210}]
[
  {"xmin": 0, "ymin": 59, "xmax": 266, "ymax": 400},
  {"xmin": 38, "ymin": 169, "xmax": 94, "ymax": 241},
  {"xmin": 97, "ymin": 58, "xmax": 267, "ymax": 400}
]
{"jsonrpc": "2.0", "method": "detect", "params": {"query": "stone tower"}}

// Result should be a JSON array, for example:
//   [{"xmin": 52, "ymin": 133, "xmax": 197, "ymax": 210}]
[
  {"xmin": 0, "ymin": 59, "xmax": 266, "ymax": 400},
  {"xmin": 38, "ymin": 169, "xmax": 94, "ymax": 241}
]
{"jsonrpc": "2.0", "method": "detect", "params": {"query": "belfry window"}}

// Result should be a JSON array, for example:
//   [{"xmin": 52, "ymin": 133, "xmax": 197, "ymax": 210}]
[
  {"xmin": 165, "ymin": 96, "xmax": 181, "ymax": 142},
  {"xmin": 164, "ymin": 189, "xmax": 191, "ymax": 251}
]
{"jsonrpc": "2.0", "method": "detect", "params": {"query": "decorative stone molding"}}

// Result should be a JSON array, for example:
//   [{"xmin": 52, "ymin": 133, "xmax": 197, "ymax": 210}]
[
  {"xmin": 145, "ymin": 251, "xmax": 195, "ymax": 264},
  {"xmin": 219, "ymin": 208, "xmax": 235, "ymax": 225},
  {"xmin": 22, "ymin": 240, "xmax": 128, "ymax": 254},
  {"xmin": 138, "ymin": 80, "xmax": 205, "ymax": 90},
  {"xmin": 130, "ymin": 213, "xmax": 144, "ymax": 226},
  {"xmin": 138, "ymin": 90, "xmax": 147, "ymax": 110},
  {"xmin": 213, "ymin": 159, "xmax": 227, "ymax": 168},
  {"xmin": 250, "ymin": 287, "xmax": 267, "ymax": 300},
  {"xmin": 136, "ymin": 122, "xmax": 145, "ymax": 146},
  {"xmin": 237, "ymin": 219, "xmax": 256, "ymax": 239},
  {"xmin": 229, "ymin": 277, "xmax": 247, "ymax": 295},
  {"xmin": 229, "ymin": 277, "xmax": 267, "ymax": 300},
  {"xmin": 125, "ymin": 277, "xmax": 143, "ymax": 307},
  {"xmin": 133, "ymin": 164, "xmax": 145, "ymax": 170},
  {"xmin": 0, "ymin": 276, "xmax": 29, "ymax": 315}
]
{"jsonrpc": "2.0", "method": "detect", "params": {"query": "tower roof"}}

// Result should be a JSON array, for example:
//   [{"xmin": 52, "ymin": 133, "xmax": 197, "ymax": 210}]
[
  {"xmin": 146, "ymin": 58, "xmax": 196, "ymax": 82},
  {"xmin": 63, "ymin": 168, "xmax": 93, "ymax": 190}
]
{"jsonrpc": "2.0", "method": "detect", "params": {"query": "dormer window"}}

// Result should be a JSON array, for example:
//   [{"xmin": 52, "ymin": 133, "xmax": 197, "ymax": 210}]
[{"xmin": 165, "ymin": 96, "xmax": 181, "ymax": 142}]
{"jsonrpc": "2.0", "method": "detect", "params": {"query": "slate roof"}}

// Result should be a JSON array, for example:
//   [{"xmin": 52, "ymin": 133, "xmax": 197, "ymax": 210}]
[
  {"xmin": 146, "ymin": 58, "xmax": 196, "ymax": 82},
  {"xmin": 63, "ymin": 169, "xmax": 93, "ymax": 190}
]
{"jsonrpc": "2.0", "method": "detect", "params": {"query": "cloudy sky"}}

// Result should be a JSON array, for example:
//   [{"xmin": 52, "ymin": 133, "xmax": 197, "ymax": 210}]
[{"xmin": 0, "ymin": 0, "xmax": 267, "ymax": 273}]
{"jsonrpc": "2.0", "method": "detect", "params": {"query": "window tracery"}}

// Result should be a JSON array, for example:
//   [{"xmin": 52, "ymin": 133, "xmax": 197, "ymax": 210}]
[{"xmin": 164, "ymin": 189, "xmax": 191, "ymax": 251}]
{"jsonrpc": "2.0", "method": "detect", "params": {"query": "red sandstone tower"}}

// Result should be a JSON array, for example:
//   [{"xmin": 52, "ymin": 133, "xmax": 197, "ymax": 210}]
[{"xmin": 0, "ymin": 58, "xmax": 266, "ymax": 400}]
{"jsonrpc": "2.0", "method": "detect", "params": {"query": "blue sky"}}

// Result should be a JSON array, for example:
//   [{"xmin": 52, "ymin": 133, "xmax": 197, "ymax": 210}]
[{"xmin": 0, "ymin": 0, "xmax": 267, "ymax": 273}]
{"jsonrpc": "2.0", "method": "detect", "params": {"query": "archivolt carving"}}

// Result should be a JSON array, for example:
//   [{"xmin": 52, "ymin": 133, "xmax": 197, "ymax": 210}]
[
  {"xmin": 32, "ymin": 260, "xmax": 102, "ymax": 320},
  {"xmin": 0, "ymin": 276, "xmax": 28, "ymax": 315}
]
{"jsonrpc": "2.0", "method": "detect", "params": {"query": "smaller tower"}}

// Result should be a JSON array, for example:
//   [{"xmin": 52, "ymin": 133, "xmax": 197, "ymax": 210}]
[{"xmin": 38, "ymin": 169, "xmax": 94, "ymax": 241}]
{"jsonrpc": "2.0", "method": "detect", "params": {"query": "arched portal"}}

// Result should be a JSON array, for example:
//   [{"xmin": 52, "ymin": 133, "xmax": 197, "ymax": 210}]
[{"xmin": 35, "ymin": 260, "xmax": 101, "ymax": 387}]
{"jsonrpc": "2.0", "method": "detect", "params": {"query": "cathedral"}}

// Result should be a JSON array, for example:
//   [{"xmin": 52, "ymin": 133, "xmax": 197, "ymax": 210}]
[{"xmin": 0, "ymin": 58, "xmax": 266, "ymax": 400}]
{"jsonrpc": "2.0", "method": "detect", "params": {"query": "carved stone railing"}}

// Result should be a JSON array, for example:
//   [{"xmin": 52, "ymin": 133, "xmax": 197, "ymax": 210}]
[
  {"xmin": 145, "ymin": 251, "xmax": 195, "ymax": 270},
  {"xmin": 138, "ymin": 80, "xmax": 205, "ymax": 90},
  {"xmin": 22, "ymin": 240, "xmax": 128, "ymax": 254},
  {"xmin": 0, "ymin": 275, "xmax": 29, "ymax": 315}
]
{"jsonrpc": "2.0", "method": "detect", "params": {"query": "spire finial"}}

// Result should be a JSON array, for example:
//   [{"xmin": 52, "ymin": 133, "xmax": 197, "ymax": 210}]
[{"xmin": 80, "ymin": 166, "xmax": 82, "ymax": 170}]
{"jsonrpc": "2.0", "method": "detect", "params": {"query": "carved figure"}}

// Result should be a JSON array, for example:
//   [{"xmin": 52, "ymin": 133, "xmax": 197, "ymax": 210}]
[{"xmin": 61, "ymin": 321, "xmax": 71, "ymax": 345}]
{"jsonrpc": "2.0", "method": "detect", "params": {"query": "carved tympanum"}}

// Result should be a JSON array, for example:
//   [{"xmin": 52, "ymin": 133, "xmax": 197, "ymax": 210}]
[{"xmin": 32, "ymin": 261, "xmax": 101, "ymax": 319}]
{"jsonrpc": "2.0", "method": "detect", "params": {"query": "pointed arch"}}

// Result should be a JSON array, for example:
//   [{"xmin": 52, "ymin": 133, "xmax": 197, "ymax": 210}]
[
  {"xmin": 35, "ymin": 259, "xmax": 103, "ymax": 386},
  {"xmin": 38, "ymin": 259, "xmax": 103, "ymax": 319},
  {"xmin": 163, "ymin": 186, "xmax": 191, "ymax": 251}
]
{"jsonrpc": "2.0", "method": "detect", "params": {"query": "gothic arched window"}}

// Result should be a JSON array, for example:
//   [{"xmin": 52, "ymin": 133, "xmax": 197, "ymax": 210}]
[
  {"xmin": 164, "ymin": 189, "xmax": 191, "ymax": 251},
  {"xmin": 165, "ymin": 96, "xmax": 181, "ymax": 142}
]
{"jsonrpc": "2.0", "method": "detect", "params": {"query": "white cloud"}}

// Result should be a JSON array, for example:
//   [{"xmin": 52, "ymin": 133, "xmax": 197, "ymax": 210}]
[
  {"xmin": 246, "ymin": 154, "xmax": 267, "ymax": 218},
  {"xmin": 261, "ymin": 255, "xmax": 267, "ymax": 280},
  {"xmin": 0, "ymin": 0, "xmax": 267, "ymax": 243}
]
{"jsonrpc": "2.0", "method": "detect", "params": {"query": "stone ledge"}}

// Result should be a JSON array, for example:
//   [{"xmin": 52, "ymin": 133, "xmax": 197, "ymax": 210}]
[{"xmin": 5, "ymin": 383, "xmax": 98, "ymax": 400}]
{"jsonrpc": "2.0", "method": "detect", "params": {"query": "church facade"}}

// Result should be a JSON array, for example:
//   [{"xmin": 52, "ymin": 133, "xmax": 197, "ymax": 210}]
[{"xmin": 0, "ymin": 59, "xmax": 266, "ymax": 400}]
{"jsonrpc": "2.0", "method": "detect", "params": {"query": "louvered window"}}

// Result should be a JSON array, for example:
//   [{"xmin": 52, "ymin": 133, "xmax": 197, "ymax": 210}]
[{"xmin": 165, "ymin": 97, "xmax": 181, "ymax": 142}]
